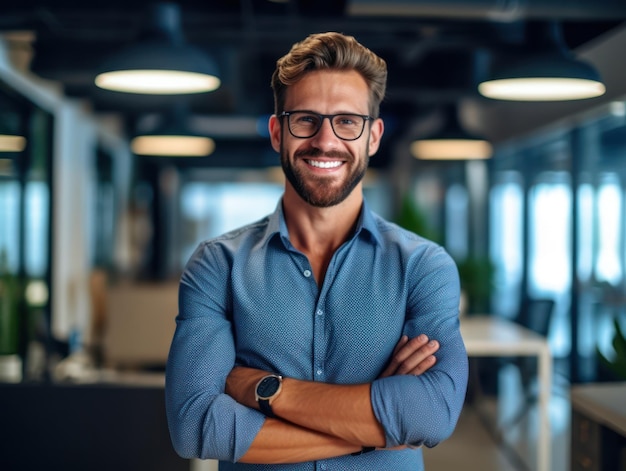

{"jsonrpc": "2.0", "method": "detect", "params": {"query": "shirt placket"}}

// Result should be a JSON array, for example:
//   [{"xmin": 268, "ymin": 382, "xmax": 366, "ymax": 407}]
[
  {"xmin": 312, "ymin": 300, "xmax": 325, "ymax": 382},
  {"xmin": 311, "ymin": 248, "xmax": 341, "ymax": 384}
]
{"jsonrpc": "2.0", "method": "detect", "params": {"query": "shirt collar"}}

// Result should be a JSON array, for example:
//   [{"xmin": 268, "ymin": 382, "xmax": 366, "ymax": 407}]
[{"xmin": 263, "ymin": 197, "xmax": 383, "ymax": 248}]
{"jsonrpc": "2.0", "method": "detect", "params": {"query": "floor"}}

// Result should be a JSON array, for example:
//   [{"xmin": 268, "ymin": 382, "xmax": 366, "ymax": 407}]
[{"xmin": 423, "ymin": 363, "xmax": 571, "ymax": 471}]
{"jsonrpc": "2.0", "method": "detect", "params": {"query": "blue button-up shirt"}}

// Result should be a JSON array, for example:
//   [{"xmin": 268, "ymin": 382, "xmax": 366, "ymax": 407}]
[{"xmin": 166, "ymin": 199, "xmax": 468, "ymax": 470}]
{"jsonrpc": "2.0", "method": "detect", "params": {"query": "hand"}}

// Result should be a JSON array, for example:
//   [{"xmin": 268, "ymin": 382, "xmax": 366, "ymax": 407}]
[{"xmin": 378, "ymin": 334, "xmax": 439, "ymax": 378}]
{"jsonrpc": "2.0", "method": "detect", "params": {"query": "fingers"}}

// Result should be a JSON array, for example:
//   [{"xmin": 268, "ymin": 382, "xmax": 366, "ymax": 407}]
[
  {"xmin": 379, "ymin": 334, "xmax": 439, "ymax": 378},
  {"xmin": 403, "ymin": 351, "xmax": 437, "ymax": 376},
  {"xmin": 378, "ymin": 335, "xmax": 412, "ymax": 378},
  {"xmin": 391, "ymin": 334, "xmax": 409, "ymax": 356},
  {"xmin": 395, "ymin": 335, "xmax": 439, "ymax": 375}
]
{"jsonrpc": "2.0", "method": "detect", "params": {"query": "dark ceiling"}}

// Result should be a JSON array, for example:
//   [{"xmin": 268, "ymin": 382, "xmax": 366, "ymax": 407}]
[{"xmin": 1, "ymin": 0, "xmax": 625, "ymax": 168}]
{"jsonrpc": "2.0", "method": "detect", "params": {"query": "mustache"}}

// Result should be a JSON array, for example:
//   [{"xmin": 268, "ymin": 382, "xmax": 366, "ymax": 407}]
[{"xmin": 294, "ymin": 148, "xmax": 352, "ymax": 160}]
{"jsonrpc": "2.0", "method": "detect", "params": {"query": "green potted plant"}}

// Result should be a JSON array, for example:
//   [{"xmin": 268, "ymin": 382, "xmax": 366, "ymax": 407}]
[
  {"xmin": 394, "ymin": 193, "xmax": 440, "ymax": 243},
  {"xmin": 393, "ymin": 194, "xmax": 494, "ymax": 314},
  {"xmin": 455, "ymin": 256, "xmax": 495, "ymax": 315},
  {"xmin": 0, "ymin": 249, "xmax": 19, "ymax": 356},
  {"xmin": 596, "ymin": 316, "xmax": 626, "ymax": 381},
  {"xmin": 0, "ymin": 249, "xmax": 22, "ymax": 382}
]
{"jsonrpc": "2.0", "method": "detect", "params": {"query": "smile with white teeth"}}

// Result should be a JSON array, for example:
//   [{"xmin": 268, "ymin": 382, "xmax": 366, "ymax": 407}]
[{"xmin": 307, "ymin": 160, "xmax": 343, "ymax": 169}]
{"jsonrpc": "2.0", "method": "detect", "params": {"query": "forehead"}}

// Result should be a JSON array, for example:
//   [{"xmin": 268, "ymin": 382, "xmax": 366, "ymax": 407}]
[{"xmin": 284, "ymin": 69, "xmax": 370, "ymax": 112}]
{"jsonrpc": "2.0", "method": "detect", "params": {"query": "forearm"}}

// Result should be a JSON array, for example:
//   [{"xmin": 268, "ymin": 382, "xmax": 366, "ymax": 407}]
[
  {"xmin": 274, "ymin": 378, "xmax": 386, "ymax": 447},
  {"xmin": 371, "ymin": 334, "xmax": 468, "ymax": 448},
  {"xmin": 227, "ymin": 334, "xmax": 442, "ymax": 450},
  {"xmin": 226, "ymin": 367, "xmax": 386, "ymax": 447},
  {"xmin": 240, "ymin": 417, "xmax": 360, "ymax": 463}
]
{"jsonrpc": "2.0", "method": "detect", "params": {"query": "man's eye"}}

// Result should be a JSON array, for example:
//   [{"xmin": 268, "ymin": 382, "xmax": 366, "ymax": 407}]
[
  {"xmin": 336, "ymin": 116, "xmax": 357, "ymax": 126},
  {"xmin": 296, "ymin": 114, "xmax": 318, "ymax": 125}
]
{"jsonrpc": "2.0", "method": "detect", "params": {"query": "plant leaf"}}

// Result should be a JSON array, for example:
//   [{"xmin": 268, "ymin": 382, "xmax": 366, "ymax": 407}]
[{"xmin": 613, "ymin": 318, "xmax": 626, "ymax": 356}]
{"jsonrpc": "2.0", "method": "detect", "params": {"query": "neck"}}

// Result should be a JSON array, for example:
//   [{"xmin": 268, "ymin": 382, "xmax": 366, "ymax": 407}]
[{"xmin": 282, "ymin": 185, "xmax": 363, "ymax": 284}]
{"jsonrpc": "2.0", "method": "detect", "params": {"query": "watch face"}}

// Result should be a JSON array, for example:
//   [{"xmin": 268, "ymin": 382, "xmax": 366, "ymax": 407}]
[{"xmin": 257, "ymin": 376, "xmax": 281, "ymax": 399}]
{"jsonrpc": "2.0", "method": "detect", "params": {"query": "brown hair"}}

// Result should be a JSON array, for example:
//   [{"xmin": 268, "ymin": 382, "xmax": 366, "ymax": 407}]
[{"xmin": 271, "ymin": 32, "xmax": 387, "ymax": 118}]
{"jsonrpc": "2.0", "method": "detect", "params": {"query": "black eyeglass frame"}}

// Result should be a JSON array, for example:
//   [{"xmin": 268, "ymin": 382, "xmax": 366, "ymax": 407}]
[{"xmin": 279, "ymin": 111, "xmax": 374, "ymax": 141}]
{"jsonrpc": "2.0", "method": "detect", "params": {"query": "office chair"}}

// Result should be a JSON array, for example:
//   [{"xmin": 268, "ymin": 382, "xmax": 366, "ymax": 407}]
[{"xmin": 502, "ymin": 297, "xmax": 556, "ymax": 428}]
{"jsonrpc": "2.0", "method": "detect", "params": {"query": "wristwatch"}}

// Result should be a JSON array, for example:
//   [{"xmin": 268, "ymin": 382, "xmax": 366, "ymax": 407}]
[{"xmin": 255, "ymin": 374, "xmax": 283, "ymax": 418}]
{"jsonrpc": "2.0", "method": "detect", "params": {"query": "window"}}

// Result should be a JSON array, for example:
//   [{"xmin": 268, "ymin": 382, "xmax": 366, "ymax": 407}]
[{"xmin": 179, "ymin": 181, "xmax": 284, "ymax": 267}]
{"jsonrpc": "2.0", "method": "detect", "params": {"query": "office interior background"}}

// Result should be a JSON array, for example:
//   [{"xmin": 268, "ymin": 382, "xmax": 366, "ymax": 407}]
[{"xmin": 1, "ymin": 1, "xmax": 626, "ymax": 470}]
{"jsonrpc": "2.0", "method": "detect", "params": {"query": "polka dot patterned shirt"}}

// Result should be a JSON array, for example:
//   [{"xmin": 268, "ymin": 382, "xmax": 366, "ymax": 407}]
[{"xmin": 165, "ymin": 199, "xmax": 468, "ymax": 471}]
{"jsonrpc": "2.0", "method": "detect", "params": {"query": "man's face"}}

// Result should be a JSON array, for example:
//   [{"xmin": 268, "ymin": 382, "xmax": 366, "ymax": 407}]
[{"xmin": 269, "ymin": 69, "xmax": 384, "ymax": 208}]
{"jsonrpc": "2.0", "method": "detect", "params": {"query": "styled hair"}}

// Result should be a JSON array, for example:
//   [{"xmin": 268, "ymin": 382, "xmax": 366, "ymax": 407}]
[{"xmin": 271, "ymin": 32, "xmax": 387, "ymax": 118}]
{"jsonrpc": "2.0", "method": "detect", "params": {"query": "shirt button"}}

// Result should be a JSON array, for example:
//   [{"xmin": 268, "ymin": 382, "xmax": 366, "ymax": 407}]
[
  {"xmin": 316, "ymin": 309, "xmax": 323, "ymax": 316},
  {"xmin": 303, "ymin": 269, "xmax": 312, "ymax": 277},
  {"xmin": 320, "ymin": 465, "xmax": 327, "ymax": 470},
  {"xmin": 316, "ymin": 369, "xmax": 322, "ymax": 376}
]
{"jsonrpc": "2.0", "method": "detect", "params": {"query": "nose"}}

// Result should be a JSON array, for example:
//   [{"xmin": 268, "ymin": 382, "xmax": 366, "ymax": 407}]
[{"xmin": 310, "ymin": 116, "xmax": 339, "ymax": 148}]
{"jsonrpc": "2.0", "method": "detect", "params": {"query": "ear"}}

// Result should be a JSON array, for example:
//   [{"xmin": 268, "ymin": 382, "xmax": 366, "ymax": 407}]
[
  {"xmin": 367, "ymin": 118, "xmax": 384, "ymax": 156},
  {"xmin": 269, "ymin": 114, "xmax": 282, "ymax": 153}
]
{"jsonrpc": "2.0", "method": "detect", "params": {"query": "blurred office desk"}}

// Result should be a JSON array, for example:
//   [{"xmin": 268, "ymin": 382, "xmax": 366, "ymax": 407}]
[
  {"xmin": 461, "ymin": 315, "xmax": 552, "ymax": 471},
  {"xmin": 0, "ymin": 373, "xmax": 189, "ymax": 471},
  {"xmin": 570, "ymin": 382, "xmax": 626, "ymax": 471}
]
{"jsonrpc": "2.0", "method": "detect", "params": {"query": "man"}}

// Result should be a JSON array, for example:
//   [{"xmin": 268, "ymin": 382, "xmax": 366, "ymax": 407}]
[{"xmin": 166, "ymin": 32, "xmax": 468, "ymax": 470}]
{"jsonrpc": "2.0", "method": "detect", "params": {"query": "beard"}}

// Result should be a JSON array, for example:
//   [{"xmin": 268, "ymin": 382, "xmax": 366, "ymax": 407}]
[{"xmin": 280, "ymin": 145, "xmax": 369, "ymax": 208}]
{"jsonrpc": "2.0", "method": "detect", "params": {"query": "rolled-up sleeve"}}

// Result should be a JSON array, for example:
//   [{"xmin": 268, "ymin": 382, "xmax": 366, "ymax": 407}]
[
  {"xmin": 370, "ymin": 245, "xmax": 468, "ymax": 448},
  {"xmin": 165, "ymin": 243, "xmax": 265, "ymax": 461}
]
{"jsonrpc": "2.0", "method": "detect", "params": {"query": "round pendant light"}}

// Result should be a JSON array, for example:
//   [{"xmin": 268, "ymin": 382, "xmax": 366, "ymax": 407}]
[
  {"xmin": 411, "ymin": 105, "xmax": 492, "ymax": 160},
  {"xmin": 95, "ymin": 3, "xmax": 220, "ymax": 95},
  {"xmin": 0, "ymin": 113, "xmax": 26, "ymax": 152},
  {"xmin": 131, "ymin": 104, "xmax": 215, "ymax": 157},
  {"xmin": 0, "ymin": 134, "xmax": 27, "ymax": 153},
  {"xmin": 478, "ymin": 21, "xmax": 605, "ymax": 101}
]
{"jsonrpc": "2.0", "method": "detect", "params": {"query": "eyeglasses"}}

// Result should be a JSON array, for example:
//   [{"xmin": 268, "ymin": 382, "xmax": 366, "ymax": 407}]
[{"xmin": 279, "ymin": 111, "xmax": 373, "ymax": 141}]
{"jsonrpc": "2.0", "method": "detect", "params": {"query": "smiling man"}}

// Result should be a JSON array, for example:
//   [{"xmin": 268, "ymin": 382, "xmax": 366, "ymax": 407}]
[{"xmin": 165, "ymin": 32, "xmax": 468, "ymax": 470}]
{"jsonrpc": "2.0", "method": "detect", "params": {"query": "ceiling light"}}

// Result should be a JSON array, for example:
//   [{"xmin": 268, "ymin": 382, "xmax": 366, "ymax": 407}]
[
  {"xmin": 0, "ymin": 113, "xmax": 27, "ymax": 152},
  {"xmin": 132, "ymin": 135, "xmax": 215, "ymax": 156},
  {"xmin": 411, "ymin": 105, "xmax": 492, "ymax": 160},
  {"xmin": 131, "ymin": 104, "xmax": 215, "ymax": 157},
  {"xmin": 0, "ymin": 134, "xmax": 26, "ymax": 153},
  {"xmin": 95, "ymin": 3, "xmax": 220, "ymax": 94},
  {"xmin": 478, "ymin": 21, "xmax": 605, "ymax": 101}
]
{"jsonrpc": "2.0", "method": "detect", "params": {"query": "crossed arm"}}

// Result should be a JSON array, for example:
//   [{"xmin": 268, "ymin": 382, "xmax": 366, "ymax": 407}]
[
  {"xmin": 167, "ymin": 241, "xmax": 468, "ymax": 463},
  {"xmin": 225, "ymin": 334, "xmax": 440, "ymax": 464}
]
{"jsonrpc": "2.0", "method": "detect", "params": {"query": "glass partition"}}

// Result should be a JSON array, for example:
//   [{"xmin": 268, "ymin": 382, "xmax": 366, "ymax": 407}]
[
  {"xmin": 0, "ymin": 81, "xmax": 53, "ymax": 382},
  {"xmin": 489, "ymin": 100, "xmax": 626, "ymax": 383}
]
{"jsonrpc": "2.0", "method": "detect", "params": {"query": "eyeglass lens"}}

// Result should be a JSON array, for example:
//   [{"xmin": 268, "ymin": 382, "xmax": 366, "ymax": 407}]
[{"xmin": 287, "ymin": 112, "xmax": 367, "ymax": 140}]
